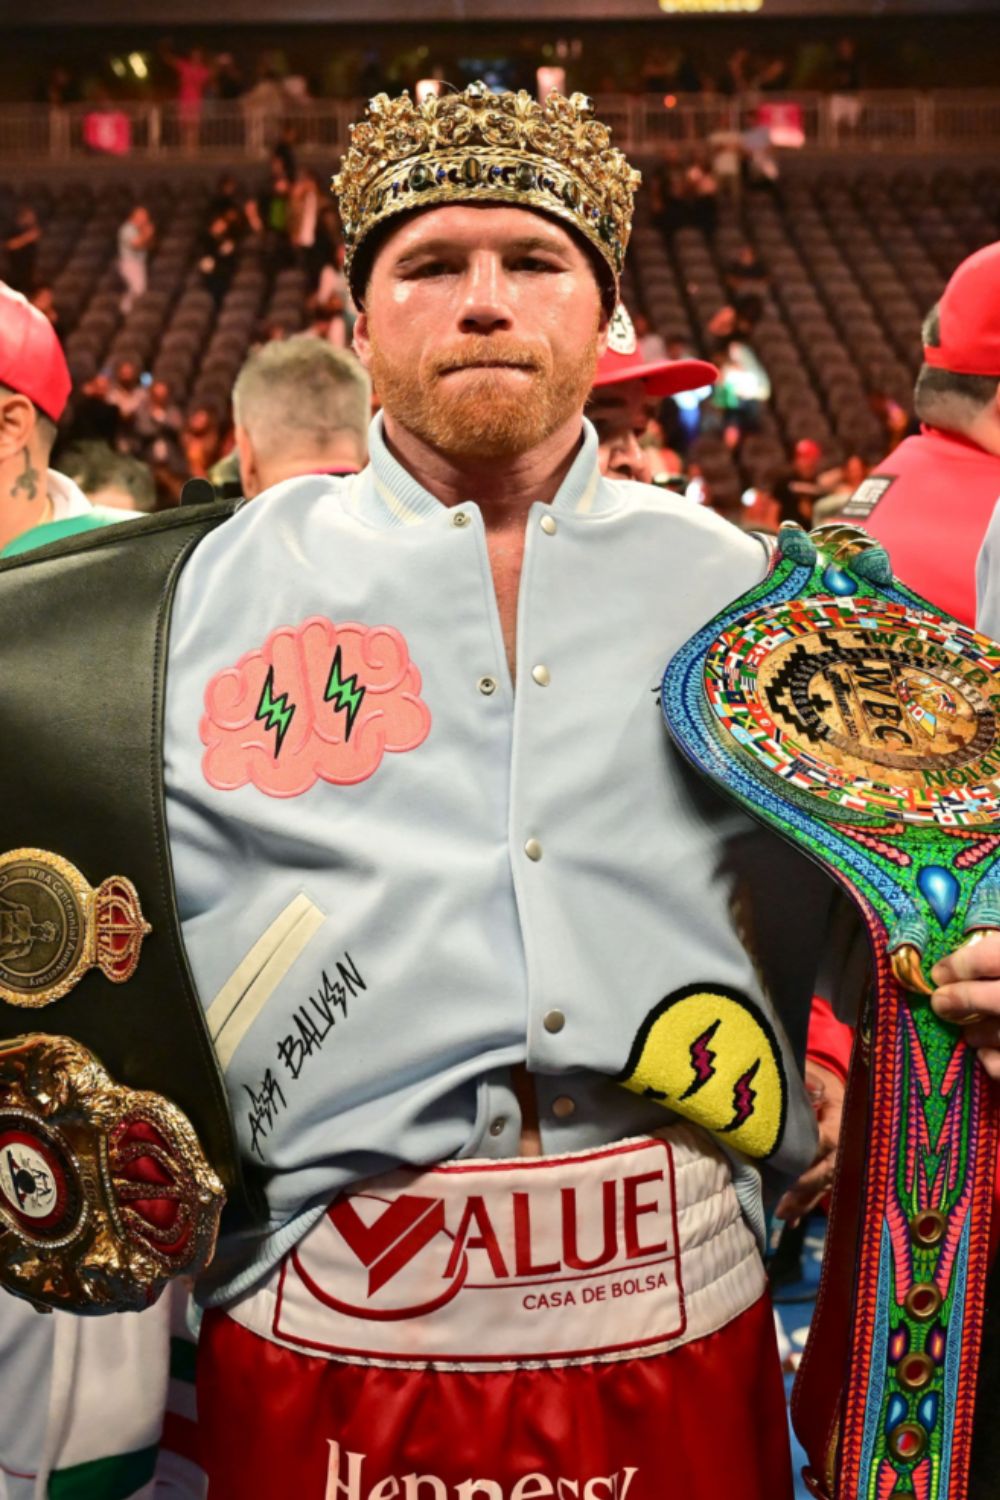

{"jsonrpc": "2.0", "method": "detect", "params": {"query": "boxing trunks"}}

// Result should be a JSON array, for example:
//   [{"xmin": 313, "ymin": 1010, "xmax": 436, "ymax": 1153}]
[{"xmin": 197, "ymin": 1125, "xmax": 791, "ymax": 1500}]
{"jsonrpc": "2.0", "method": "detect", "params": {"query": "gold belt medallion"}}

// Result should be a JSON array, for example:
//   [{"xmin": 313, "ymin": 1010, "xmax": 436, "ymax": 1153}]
[
  {"xmin": 0, "ymin": 849, "xmax": 151, "ymax": 1008},
  {"xmin": 0, "ymin": 1034, "xmax": 225, "ymax": 1312}
]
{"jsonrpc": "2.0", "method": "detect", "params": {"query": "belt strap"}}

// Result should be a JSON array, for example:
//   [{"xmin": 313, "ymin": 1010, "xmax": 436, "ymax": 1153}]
[{"xmin": 0, "ymin": 504, "xmax": 258, "ymax": 1226}]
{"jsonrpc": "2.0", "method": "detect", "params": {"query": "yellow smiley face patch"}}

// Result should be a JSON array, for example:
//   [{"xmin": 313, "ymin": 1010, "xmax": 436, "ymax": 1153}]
[{"xmin": 617, "ymin": 985, "xmax": 787, "ymax": 1160}]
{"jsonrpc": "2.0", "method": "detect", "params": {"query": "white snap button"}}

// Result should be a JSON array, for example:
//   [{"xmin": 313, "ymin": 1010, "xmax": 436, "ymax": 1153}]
[
  {"xmin": 551, "ymin": 1095, "xmax": 576, "ymax": 1119},
  {"xmin": 524, "ymin": 838, "xmax": 543, "ymax": 861},
  {"xmin": 452, "ymin": 511, "xmax": 470, "ymax": 528},
  {"xmin": 540, "ymin": 514, "xmax": 557, "ymax": 535},
  {"xmin": 543, "ymin": 1009, "xmax": 565, "ymax": 1033},
  {"xmin": 478, "ymin": 676, "xmax": 497, "ymax": 696},
  {"xmin": 489, "ymin": 1116, "xmax": 507, "ymax": 1137},
  {"xmin": 531, "ymin": 664, "xmax": 551, "ymax": 687}
]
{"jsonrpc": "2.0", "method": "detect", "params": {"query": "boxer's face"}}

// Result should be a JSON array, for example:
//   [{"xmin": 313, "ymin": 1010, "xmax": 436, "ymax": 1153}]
[{"xmin": 354, "ymin": 205, "xmax": 608, "ymax": 460}]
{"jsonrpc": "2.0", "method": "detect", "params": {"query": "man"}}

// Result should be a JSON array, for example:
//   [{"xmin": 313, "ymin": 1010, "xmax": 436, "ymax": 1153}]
[
  {"xmin": 0, "ymin": 281, "xmax": 94, "ymax": 554},
  {"xmin": 108, "ymin": 357, "xmax": 146, "ymax": 430},
  {"xmin": 0, "ymin": 87, "xmax": 855, "ymax": 1499},
  {"xmin": 3, "ymin": 205, "xmax": 41, "ymax": 295},
  {"xmin": 117, "ymin": 205, "xmax": 155, "ymax": 313},
  {"xmin": 233, "ymin": 336, "xmax": 371, "ymax": 496},
  {"xmin": 840, "ymin": 240, "xmax": 1000, "ymax": 627},
  {"xmin": 162, "ymin": 87, "xmax": 848, "ymax": 1498},
  {"xmin": 589, "ymin": 304, "xmax": 715, "ymax": 485},
  {"xmin": 588, "ymin": 303, "xmax": 717, "ymax": 448},
  {"xmin": 590, "ymin": 306, "xmax": 716, "ymax": 486}
]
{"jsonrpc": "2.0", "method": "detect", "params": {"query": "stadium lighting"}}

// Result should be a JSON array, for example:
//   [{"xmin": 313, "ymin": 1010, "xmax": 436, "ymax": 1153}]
[
  {"xmin": 659, "ymin": 0, "xmax": 763, "ymax": 11},
  {"xmin": 129, "ymin": 53, "xmax": 149, "ymax": 79}
]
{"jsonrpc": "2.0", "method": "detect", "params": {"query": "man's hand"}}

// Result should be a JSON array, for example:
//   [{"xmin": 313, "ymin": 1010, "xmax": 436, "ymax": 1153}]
[
  {"xmin": 931, "ymin": 930, "xmax": 1000, "ymax": 1079},
  {"xmin": 775, "ymin": 1060, "xmax": 845, "ymax": 1227}
]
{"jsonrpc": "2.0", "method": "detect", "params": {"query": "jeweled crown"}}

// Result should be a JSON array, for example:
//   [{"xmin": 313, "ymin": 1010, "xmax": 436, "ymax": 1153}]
[{"xmin": 333, "ymin": 82, "xmax": 642, "ymax": 301}]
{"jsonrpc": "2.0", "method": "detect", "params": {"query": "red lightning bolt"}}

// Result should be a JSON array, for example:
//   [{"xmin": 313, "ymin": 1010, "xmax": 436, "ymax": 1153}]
[
  {"xmin": 680, "ymin": 1019, "xmax": 721, "ymax": 1101},
  {"xmin": 722, "ymin": 1058, "xmax": 762, "ymax": 1132}
]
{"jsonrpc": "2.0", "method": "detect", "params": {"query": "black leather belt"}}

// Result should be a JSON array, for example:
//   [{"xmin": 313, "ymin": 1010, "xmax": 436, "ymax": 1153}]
[{"xmin": 0, "ymin": 503, "xmax": 259, "ymax": 1310}]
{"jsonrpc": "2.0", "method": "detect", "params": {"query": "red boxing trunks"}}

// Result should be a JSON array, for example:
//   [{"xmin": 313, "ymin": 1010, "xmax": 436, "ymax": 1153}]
[{"xmin": 198, "ymin": 1127, "xmax": 791, "ymax": 1500}]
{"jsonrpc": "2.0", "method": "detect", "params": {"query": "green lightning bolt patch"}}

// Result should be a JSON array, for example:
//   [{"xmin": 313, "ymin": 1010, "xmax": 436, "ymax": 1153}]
[
  {"xmin": 255, "ymin": 665, "xmax": 295, "ymax": 757},
  {"xmin": 325, "ymin": 646, "xmax": 366, "ymax": 741}
]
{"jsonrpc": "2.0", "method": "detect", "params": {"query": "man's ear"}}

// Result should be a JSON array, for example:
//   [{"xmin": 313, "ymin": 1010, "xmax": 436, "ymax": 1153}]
[
  {"xmin": 235, "ymin": 426, "xmax": 261, "ymax": 500},
  {"xmin": 352, "ymin": 310, "xmax": 373, "ymax": 372},
  {"xmin": 0, "ymin": 393, "xmax": 37, "ymax": 463},
  {"xmin": 596, "ymin": 302, "xmax": 611, "ymax": 360}
]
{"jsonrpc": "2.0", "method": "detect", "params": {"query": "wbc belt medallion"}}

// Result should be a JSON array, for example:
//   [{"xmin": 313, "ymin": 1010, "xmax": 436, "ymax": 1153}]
[{"xmin": 0, "ymin": 849, "xmax": 151, "ymax": 1008}]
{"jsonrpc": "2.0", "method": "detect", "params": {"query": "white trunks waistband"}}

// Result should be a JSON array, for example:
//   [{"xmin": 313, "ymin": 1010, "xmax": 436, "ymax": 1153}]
[{"xmin": 227, "ymin": 1125, "xmax": 764, "ymax": 1371}]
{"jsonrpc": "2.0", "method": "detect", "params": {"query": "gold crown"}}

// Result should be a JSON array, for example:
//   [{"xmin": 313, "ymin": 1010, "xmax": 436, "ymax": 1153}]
[{"xmin": 333, "ymin": 82, "xmax": 642, "ymax": 298}]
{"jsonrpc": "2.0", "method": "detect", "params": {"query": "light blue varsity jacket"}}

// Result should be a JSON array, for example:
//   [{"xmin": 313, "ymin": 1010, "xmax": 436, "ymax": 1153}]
[{"xmin": 163, "ymin": 415, "xmax": 831, "ymax": 1303}]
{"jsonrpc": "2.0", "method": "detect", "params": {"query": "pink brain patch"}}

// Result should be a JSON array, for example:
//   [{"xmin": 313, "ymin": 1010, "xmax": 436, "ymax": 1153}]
[{"xmin": 201, "ymin": 617, "xmax": 432, "ymax": 797}]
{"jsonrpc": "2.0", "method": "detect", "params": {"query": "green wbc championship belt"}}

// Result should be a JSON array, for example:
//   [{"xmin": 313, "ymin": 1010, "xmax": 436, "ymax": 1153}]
[{"xmin": 661, "ymin": 523, "xmax": 1000, "ymax": 1500}]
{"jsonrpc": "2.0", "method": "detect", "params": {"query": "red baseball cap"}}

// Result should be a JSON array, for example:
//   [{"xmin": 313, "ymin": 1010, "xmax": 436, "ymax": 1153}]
[
  {"xmin": 923, "ymin": 241, "xmax": 1000, "ymax": 378},
  {"xmin": 592, "ymin": 305, "xmax": 718, "ymax": 399},
  {"xmin": 0, "ymin": 281, "xmax": 71, "ymax": 423}
]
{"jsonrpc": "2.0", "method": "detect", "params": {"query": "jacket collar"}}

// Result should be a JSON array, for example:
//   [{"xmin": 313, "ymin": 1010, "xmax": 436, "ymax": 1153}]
[{"xmin": 350, "ymin": 412, "xmax": 612, "ymax": 528}]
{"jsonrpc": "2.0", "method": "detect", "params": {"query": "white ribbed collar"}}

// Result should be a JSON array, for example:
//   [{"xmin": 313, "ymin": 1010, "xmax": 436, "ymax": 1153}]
[{"xmin": 349, "ymin": 412, "xmax": 612, "ymax": 528}]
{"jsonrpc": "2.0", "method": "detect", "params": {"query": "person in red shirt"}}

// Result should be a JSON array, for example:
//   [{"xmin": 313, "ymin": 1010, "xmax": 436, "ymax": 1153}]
[
  {"xmin": 837, "ymin": 240, "xmax": 1000, "ymax": 627},
  {"xmin": 160, "ymin": 43, "xmax": 217, "ymax": 152}
]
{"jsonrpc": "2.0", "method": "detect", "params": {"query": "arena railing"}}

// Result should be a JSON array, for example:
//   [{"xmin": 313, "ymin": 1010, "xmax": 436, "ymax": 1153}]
[{"xmin": 1, "ymin": 90, "xmax": 999, "ymax": 165}]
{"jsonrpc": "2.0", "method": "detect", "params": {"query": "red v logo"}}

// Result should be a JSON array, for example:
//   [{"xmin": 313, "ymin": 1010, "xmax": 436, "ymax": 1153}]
[{"xmin": 328, "ymin": 1194, "xmax": 447, "ymax": 1296}]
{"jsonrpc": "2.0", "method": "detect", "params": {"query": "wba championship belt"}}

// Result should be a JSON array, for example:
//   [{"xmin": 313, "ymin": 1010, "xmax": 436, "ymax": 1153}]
[
  {"xmin": 661, "ymin": 523, "xmax": 1000, "ymax": 1500},
  {"xmin": 0, "ymin": 848, "xmax": 223, "ymax": 1312},
  {"xmin": 0, "ymin": 503, "xmax": 256, "ymax": 1314}
]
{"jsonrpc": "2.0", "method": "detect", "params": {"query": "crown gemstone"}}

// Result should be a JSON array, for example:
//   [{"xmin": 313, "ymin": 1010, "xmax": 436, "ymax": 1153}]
[
  {"xmin": 561, "ymin": 180, "xmax": 580, "ymax": 208},
  {"xmin": 409, "ymin": 163, "xmax": 433, "ymax": 191},
  {"xmin": 462, "ymin": 157, "xmax": 482, "ymax": 185},
  {"xmin": 515, "ymin": 163, "xmax": 536, "ymax": 191}
]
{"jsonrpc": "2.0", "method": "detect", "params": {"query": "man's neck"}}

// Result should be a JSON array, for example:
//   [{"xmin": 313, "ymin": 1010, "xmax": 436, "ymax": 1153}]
[
  {"xmin": 962, "ymin": 407, "xmax": 1000, "ymax": 459},
  {"xmin": 258, "ymin": 442, "xmax": 364, "ymax": 490},
  {"xmin": 0, "ymin": 452, "xmax": 53, "ymax": 552},
  {"xmin": 381, "ymin": 411, "xmax": 585, "ymax": 532}
]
